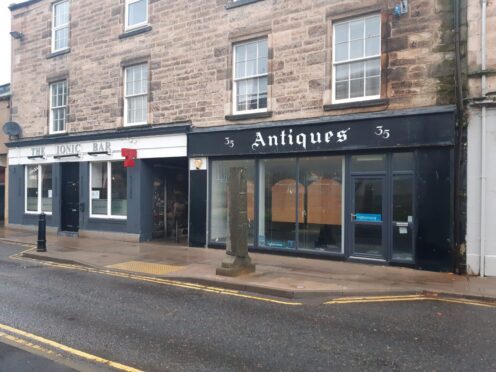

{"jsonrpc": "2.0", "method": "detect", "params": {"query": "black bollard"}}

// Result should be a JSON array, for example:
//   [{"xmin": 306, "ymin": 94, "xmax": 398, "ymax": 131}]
[{"xmin": 37, "ymin": 213, "xmax": 47, "ymax": 252}]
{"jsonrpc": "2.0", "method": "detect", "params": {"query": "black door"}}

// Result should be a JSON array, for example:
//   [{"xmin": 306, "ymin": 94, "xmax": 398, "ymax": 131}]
[{"xmin": 61, "ymin": 163, "xmax": 79, "ymax": 232}]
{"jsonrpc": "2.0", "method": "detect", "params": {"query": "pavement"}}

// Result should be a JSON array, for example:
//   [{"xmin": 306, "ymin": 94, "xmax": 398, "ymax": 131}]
[{"xmin": 1, "ymin": 226, "xmax": 495, "ymax": 301}]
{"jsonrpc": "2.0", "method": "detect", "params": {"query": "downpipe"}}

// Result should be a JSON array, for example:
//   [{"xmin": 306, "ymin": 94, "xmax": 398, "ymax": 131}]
[{"xmin": 480, "ymin": 0, "xmax": 487, "ymax": 277}]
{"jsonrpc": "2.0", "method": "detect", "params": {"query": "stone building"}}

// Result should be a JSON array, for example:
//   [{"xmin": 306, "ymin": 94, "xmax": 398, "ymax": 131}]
[
  {"xmin": 7, "ymin": 0, "xmax": 462, "ymax": 271},
  {"xmin": 0, "ymin": 84, "xmax": 10, "ymax": 221},
  {"xmin": 466, "ymin": 0, "xmax": 496, "ymax": 276}
]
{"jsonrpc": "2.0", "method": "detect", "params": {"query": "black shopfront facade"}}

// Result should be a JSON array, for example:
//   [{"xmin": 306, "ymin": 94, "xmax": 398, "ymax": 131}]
[{"xmin": 188, "ymin": 107, "xmax": 456, "ymax": 272}]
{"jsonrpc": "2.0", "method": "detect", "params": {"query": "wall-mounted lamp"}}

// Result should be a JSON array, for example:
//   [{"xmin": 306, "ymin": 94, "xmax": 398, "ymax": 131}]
[{"xmin": 9, "ymin": 31, "xmax": 24, "ymax": 40}]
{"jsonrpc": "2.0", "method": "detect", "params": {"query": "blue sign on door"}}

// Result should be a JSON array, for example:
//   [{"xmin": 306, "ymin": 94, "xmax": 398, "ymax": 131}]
[{"xmin": 355, "ymin": 213, "xmax": 382, "ymax": 222}]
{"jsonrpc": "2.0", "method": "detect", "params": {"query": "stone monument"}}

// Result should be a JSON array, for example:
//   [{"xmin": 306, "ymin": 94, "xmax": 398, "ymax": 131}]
[{"xmin": 216, "ymin": 167, "xmax": 256, "ymax": 276}]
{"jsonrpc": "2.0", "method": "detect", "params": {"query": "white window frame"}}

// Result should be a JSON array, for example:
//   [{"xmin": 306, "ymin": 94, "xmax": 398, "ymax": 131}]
[
  {"xmin": 51, "ymin": 0, "xmax": 70, "ymax": 53},
  {"xmin": 124, "ymin": 64, "xmax": 148, "ymax": 127},
  {"xmin": 89, "ymin": 161, "xmax": 127, "ymax": 220},
  {"xmin": 332, "ymin": 14, "xmax": 381, "ymax": 104},
  {"xmin": 49, "ymin": 80, "xmax": 68, "ymax": 134},
  {"xmin": 25, "ymin": 165, "xmax": 52, "ymax": 215},
  {"xmin": 125, "ymin": 0, "xmax": 148, "ymax": 31},
  {"xmin": 232, "ymin": 38, "xmax": 268, "ymax": 115}
]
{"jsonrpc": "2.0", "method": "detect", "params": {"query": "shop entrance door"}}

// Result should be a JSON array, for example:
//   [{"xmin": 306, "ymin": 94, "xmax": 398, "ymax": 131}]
[
  {"xmin": 61, "ymin": 163, "xmax": 79, "ymax": 232},
  {"xmin": 350, "ymin": 176, "xmax": 385, "ymax": 260}
]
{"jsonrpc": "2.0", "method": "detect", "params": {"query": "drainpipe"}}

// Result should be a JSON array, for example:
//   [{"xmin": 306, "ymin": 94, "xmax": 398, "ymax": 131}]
[{"xmin": 480, "ymin": 0, "xmax": 487, "ymax": 277}]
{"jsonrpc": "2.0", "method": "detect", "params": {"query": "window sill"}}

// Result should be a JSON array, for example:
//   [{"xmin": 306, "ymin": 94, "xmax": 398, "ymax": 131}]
[
  {"xmin": 324, "ymin": 98, "xmax": 389, "ymax": 111},
  {"xmin": 225, "ymin": 0, "xmax": 264, "ymax": 9},
  {"xmin": 89, "ymin": 216, "xmax": 127, "ymax": 223},
  {"xmin": 119, "ymin": 25, "xmax": 152, "ymax": 39},
  {"xmin": 47, "ymin": 48, "xmax": 70, "ymax": 59},
  {"xmin": 225, "ymin": 111, "xmax": 272, "ymax": 121}
]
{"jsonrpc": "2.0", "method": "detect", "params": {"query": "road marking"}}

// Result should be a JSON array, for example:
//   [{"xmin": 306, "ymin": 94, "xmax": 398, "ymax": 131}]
[
  {"xmin": 9, "ymin": 249, "xmax": 303, "ymax": 306},
  {"xmin": 325, "ymin": 294, "xmax": 496, "ymax": 308},
  {"xmin": 0, "ymin": 323, "xmax": 142, "ymax": 372}
]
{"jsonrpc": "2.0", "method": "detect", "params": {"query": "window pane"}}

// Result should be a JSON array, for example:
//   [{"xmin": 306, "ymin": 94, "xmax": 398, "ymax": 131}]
[
  {"xmin": 298, "ymin": 156, "xmax": 343, "ymax": 253},
  {"xmin": 366, "ymin": 58, "xmax": 381, "ymax": 77},
  {"xmin": 258, "ymin": 57, "xmax": 267, "ymax": 74},
  {"xmin": 55, "ymin": 27, "xmax": 69, "ymax": 50},
  {"xmin": 127, "ymin": 95, "xmax": 147, "ymax": 124},
  {"xmin": 366, "ymin": 36, "xmax": 380, "ymax": 56},
  {"xmin": 350, "ymin": 79, "xmax": 364, "ymax": 98},
  {"xmin": 334, "ymin": 23, "xmax": 349, "ymax": 44},
  {"xmin": 111, "ymin": 162, "xmax": 127, "ymax": 216},
  {"xmin": 54, "ymin": 1, "xmax": 69, "ymax": 27},
  {"xmin": 365, "ymin": 16, "xmax": 380, "ymax": 37},
  {"xmin": 26, "ymin": 166, "xmax": 39, "ymax": 212},
  {"xmin": 258, "ymin": 158, "xmax": 299, "ymax": 249},
  {"xmin": 392, "ymin": 152, "xmax": 414, "ymax": 171},
  {"xmin": 335, "ymin": 81, "xmax": 349, "ymax": 100},
  {"xmin": 210, "ymin": 160, "xmax": 256, "ymax": 245},
  {"xmin": 351, "ymin": 154, "xmax": 386, "ymax": 172},
  {"xmin": 335, "ymin": 64, "xmax": 349, "ymax": 81},
  {"xmin": 246, "ymin": 59, "xmax": 257, "ymax": 76},
  {"xmin": 235, "ymin": 44, "xmax": 246, "ymax": 63},
  {"xmin": 128, "ymin": 0, "xmax": 147, "ymax": 27},
  {"xmin": 335, "ymin": 43, "xmax": 348, "ymax": 62},
  {"xmin": 235, "ymin": 62, "xmax": 245, "ymax": 79},
  {"xmin": 365, "ymin": 76, "xmax": 380, "ymax": 96},
  {"xmin": 350, "ymin": 61, "xmax": 365, "ymax": 79},
  {"xmin": 349, "ymin": 20, "xmax": 364, "ymax": 40},
  {"xmin": 41, "ymin": 165, "xmax": 52, "ymax": 213},
  {"xmin": 350, "ymin": 39, "xmax": 363, "ymax": 59},
  {"xmin": 392, "ymin": 175, "xmax": 414, "ymax": 261},
  {"xmin": 91, "ymin": 163, "xmax": 108, "ymax": 215},
  {"xmin": 258, "ymin": 39, "xmax": 268, "ymax": 58}
]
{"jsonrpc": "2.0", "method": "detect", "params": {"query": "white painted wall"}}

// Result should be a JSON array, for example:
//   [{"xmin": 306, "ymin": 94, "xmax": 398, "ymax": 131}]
[{"xmin": 467, "ymin": 107, "xmax": 496, "ymax": 276}]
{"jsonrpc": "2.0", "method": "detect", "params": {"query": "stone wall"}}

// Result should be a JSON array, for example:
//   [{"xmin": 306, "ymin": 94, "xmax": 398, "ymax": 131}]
[{"xmin": 10, "ymin": 0, "xmax": 458, "ymax": 138}]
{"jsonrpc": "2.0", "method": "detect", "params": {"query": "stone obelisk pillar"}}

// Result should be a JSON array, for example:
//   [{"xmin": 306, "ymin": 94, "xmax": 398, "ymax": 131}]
[{"xmin": 216, "ymin": 167, "xmax": 256, "ymax": 276}]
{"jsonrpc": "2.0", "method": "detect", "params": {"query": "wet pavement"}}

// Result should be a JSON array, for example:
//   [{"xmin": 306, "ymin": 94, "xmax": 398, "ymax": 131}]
[
  {"xmin": 2, "ymin": 226, "xmax": 496, "ymax": 300},
  {"xmin": 0, "ymin": 241, "xmax": 495, "ymax": 371}
]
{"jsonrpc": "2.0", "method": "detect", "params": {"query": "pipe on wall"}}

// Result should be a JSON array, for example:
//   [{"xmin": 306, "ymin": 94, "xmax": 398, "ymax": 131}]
[{"xmin": 480, "ymin": 0, "xmax": 487, "ymax": 277}]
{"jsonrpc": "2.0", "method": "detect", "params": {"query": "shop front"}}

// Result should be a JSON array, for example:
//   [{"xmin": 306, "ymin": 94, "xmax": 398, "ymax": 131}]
[
  {"xmin": 7, "ymin": 124, "xmax": 189, "ymax": 243},
  {"xmin": 188, "ymin": 107, "xmax": 456, "ymax": 271}
]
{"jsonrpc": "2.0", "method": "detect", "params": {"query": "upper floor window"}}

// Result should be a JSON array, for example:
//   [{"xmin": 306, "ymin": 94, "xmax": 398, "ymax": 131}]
[
  {"xmin": 332, "ymin": 14, "xmax": 381, "ymax": 103},
  {"xmin": 124, "ymin": 64, "xmax": 148, "ymax": 126},
  {"xmin": 125, "ymin": 0, "xmax": 148, "ymax": 30},
  {"xmin": 233, "ymin": 38, "xmax": 268, "ymax": 114},
  {"xmin": 52, "ymin": 0, "xmax": 70, "ymax": 52},
  {"xmin": 49, "ymin": 80, "xmax": 68, "ymax": 134}
]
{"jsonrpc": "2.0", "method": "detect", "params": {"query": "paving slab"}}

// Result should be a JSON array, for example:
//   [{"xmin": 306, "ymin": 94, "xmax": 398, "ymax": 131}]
[{"xmin": 2, "ymin": 226, "xmax": 496, "ymax": 300}]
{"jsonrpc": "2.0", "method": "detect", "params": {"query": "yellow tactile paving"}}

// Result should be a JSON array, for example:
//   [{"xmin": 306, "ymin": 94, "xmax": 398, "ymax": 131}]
[{"xmin": 105, "ymin": 261, "xmax": 184, "ymax": 275}]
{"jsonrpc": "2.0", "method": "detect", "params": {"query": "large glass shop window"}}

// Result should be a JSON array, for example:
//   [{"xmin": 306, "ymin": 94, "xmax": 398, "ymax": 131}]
[
  {"xmin": 26, "ymin": 165, "xmax": 53, "ymax": 214},
  {"xmin": 298, "ymin": 156, "xmax": 343, "ymax": 252},
  {"xmin": 258, "ymin": 158, "xmax": 300, "ymax": 249},
  {"xmin": 210, "ymin": 160, "xmax": 255, "ymax": 244},
  {"xmin": 90, "ymin": 162, "xmax": 127, "ymax": 218}
]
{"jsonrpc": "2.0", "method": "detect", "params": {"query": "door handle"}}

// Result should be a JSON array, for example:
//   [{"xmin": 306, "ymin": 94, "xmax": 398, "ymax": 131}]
[
  {"xmin": 395, "ymin": 222, "xmax": 409, "ymax": 227},
  {"xmin": 351, "ymin": 213, "xmax": 356, "ymax": 221},
  {"xmin": 72, "ymin": 209, "xmax": 77, "ymax": 212}
]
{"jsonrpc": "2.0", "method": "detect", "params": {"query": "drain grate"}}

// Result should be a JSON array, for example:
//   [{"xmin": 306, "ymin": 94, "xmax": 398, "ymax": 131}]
[{"xmin": 106, "ymin": 261, "xmax": 184, "ymax": 275}]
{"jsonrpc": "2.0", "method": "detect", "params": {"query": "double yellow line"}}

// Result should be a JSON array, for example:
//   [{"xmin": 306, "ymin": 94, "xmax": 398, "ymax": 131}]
[
  {"xmin": 325, "ymin": 294, "xmax": 496, "ymax": 308},
  {"xmin": 0, "ymin": 323, "xmax": 142, "ymax": 372},
  {"xmin": 10, "ymin": 249, "xmax": 303, "ymax": 306}
]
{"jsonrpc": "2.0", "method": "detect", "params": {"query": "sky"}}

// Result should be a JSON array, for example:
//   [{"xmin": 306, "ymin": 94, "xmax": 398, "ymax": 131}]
[{"xmin": 0, "ymin": 0, "xmax": 11, "ymax": 85}]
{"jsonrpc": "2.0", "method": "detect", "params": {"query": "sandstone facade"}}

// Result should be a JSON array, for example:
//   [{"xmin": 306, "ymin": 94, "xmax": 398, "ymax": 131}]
[{"xmin": 10, "ymin": 0, "xmax": 458, "ymax": 138}]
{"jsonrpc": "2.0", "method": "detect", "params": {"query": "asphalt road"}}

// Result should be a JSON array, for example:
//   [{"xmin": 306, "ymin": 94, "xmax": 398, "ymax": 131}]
[{"xmin": 0, "ymin": 242, "xmax": 495, "ymax": 371}]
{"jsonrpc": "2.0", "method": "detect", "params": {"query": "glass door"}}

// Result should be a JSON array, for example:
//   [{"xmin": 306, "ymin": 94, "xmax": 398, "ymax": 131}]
[{"xmin": 350, "ymin": 176, "xmax": 385, "ymax": 259}]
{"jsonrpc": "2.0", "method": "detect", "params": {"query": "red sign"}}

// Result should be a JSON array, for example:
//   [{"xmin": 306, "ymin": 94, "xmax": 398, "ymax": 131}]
[{"xmin": 121, "ymin": 148, "xmax": 137, "ymax": 167}]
